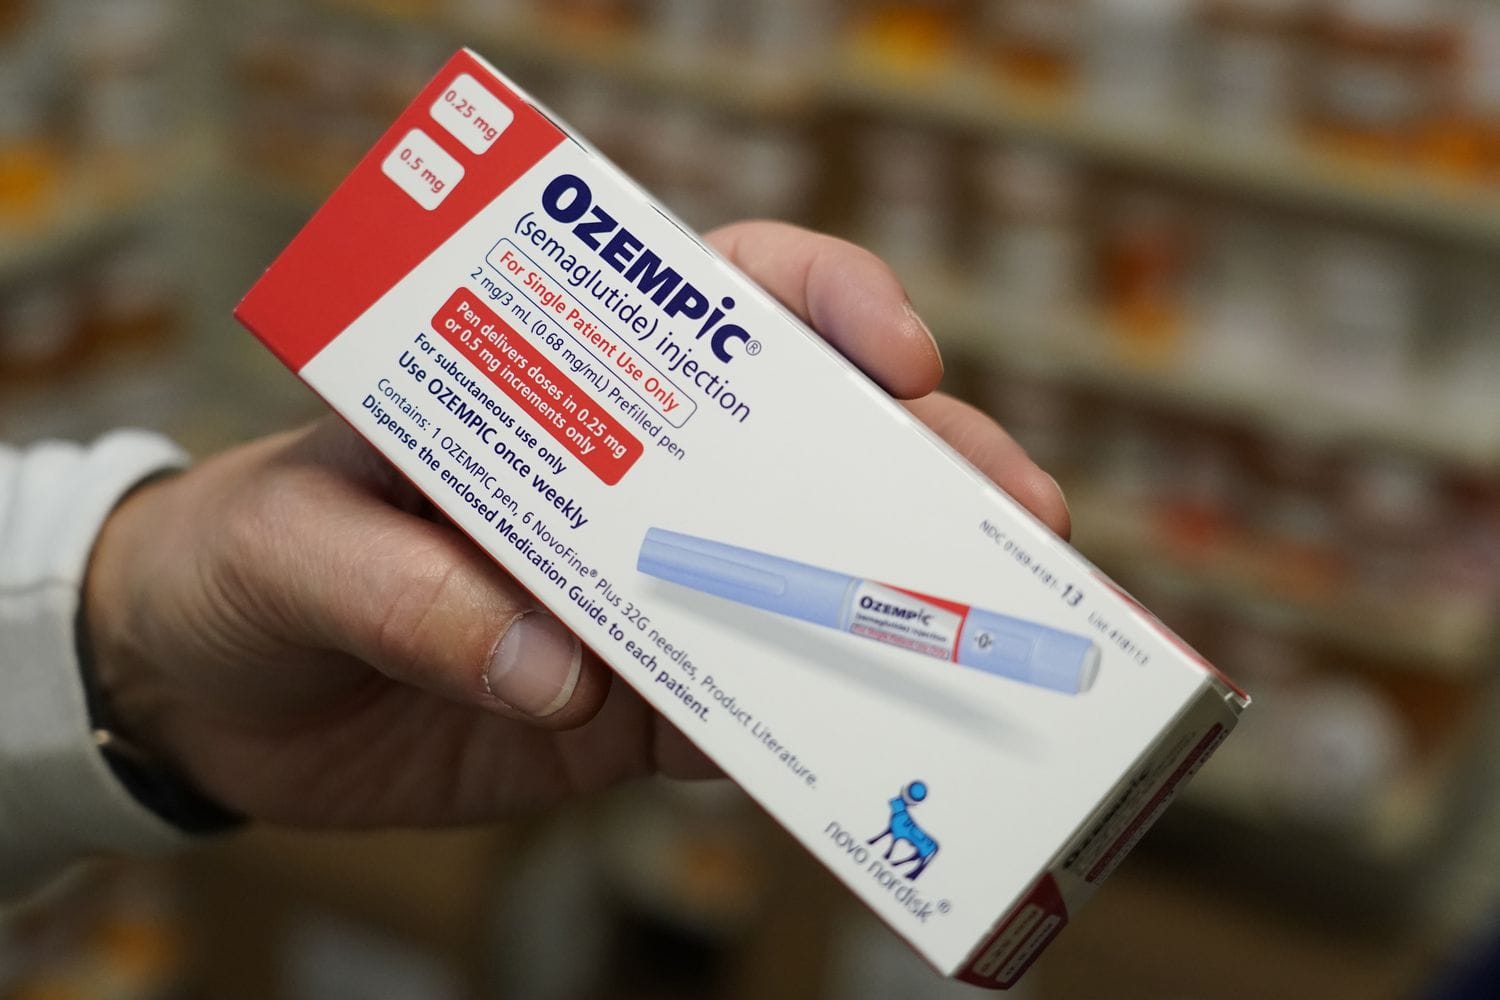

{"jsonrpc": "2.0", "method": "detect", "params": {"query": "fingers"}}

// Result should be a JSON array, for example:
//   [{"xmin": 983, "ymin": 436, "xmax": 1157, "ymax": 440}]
[
  {"xmin": 227, "ymin": 429, "xmax": 612, "ymax": 729},
  {"xmin": 707, "ymin": 221, "xmax": 943, "ymax": 399},
  {"xmin": 705, "ymin": 224, "xmax": 1062, "ymax": 529},
  {"xmin": 906, "ymin": 393, "xmax": 1071, "ymax": 540}
]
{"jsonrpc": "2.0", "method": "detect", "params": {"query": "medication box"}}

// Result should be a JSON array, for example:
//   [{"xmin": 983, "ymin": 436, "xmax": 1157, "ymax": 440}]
[{"xmin": 236, "ymin": 50, "xmax": 1248, "ymax": 989}]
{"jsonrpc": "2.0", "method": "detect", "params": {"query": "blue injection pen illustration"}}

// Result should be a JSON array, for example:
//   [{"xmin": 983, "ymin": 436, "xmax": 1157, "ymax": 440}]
[{"xmin": 638, "ymin": 528, "xmax": 1100, "ymax": 695}]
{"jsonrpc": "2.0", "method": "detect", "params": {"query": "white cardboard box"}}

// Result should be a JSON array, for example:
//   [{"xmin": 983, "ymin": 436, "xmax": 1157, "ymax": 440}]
[{"xmin": 236, "ymin": 50, "xmax": 1248, "ymax": 989}]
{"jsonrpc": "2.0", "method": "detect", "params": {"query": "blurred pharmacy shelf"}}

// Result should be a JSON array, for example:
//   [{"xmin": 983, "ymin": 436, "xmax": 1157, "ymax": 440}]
[
  {"xmin": 319, "ymin": 2, "xmax": 1500, "ymax": 247},
  {"xmin": 830, "ymin": 54, "xmax": 1500, "ymax": 249},
  {"xmin": 257, "ymin": 8, "xmax": 1500, "ymax": 478},
  {"xmin": 0, "ymin": 153, "xmax": 193, "ymax": 281},
  {"xmin": 1068, "ymin": 491, "xmax": 1499, "ymax": 677},
  {"xmin": 458, "ymin": 15, "xmax": 820, "ymax": 117},
  {"xmin": 917, "ymin": 277, "xmax": 1500, "ymax": 474},
  {"xmin": 0, "ymin": 195, "xmax": 143, "ymax": 283},
  {"xmin": 317, "ymin": 1, "xmax": 820, "ymax": 118},
  {"xmin": 0, "ymin": 135, "xmax": 227, "ymax": 447},
  {"xmin": 1183, "ymin": 714, "xmax": 1482, "ymax": 866}
]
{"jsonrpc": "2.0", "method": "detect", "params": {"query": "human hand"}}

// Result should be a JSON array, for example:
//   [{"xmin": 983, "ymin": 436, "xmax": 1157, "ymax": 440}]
[{"xmin": 82, "ymin": 222, "xmax": 1069, "ymax": 829}]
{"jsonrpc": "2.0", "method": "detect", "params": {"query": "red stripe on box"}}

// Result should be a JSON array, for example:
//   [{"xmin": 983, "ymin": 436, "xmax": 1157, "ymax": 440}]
[
  {"xmin": 235, "ymin": 50, "xmax": 566, "ymax": 372},
  {"xmin": 432, "ymin": 289, "xmax": 643, "ymax": 485},
  {"xmin": 957, "ymin": 875, "xmax": 1069, "ymax": 990},
  {"xmin": 1086, "ymin": 724, "xmax": 1226, "ymax": 883}
]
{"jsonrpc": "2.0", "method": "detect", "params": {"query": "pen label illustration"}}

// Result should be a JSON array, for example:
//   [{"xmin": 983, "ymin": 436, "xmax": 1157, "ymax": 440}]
[
  {"xmin": 637, "ymin": 528, "xmax": 1102, "ymax": 695},
  {"xmin": 848, "ymin": 582, "xmax": 966, "ymax": 659},
  {"xmin": 869, "ymin": 781, "xmax": 940, "ymax": 881}
]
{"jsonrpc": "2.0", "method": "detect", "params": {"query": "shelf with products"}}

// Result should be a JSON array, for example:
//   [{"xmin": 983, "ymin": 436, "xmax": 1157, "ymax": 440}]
[
  {"xmin": 465, "ymin": 15, "xmax": 822, "ymax": 119},
  {"xmin": 1174, "ymin": 639, "xmax": 1492, "ymax": 863},
  {"xmin": 1, "ymin": 0, "xmax": 211, "ymax": 271},
  {"xmin": 956, "ymin": 352, "xmax": 1500, "ymax": 678},
  {"xmin": 1023, "ymin": 855, "xmax": 1437, "ymax": 1000},
  {"xmin": 263, "ymin": 0, "xmax": 1500, "ymax": 475},
  {"xmin": 228, "ymin": 16, "xmax": 826, "ymax": 241},
  {"xmin": 0, "ymin": 136, "xmax": 218, "ymax": 444},
  {"xmin": 0, "ymin": 0, "xmax": 224, "ymax": 452},
  {"xmin": 311, "ymin": 0, "xmax": 822, "ymax": 118},
  {"xmin": 908, "ymin": 258, "xmax": 1500, "ymax": 484},
  {"xmin": 0, "ymin": 154, "xmax": 185, "ymax": 282},
  {"xmin": 924, "ymin": 290, "xmax": 1500, "ymax": 477},
  {"xmin": 1070, "ymin": 508, "xmax": 1499, "ymax": 862},
  {"xmin": 890, "ymin": 124, "xmax": 1500, "ymax": 475},
  {"xmin": 829, "ymin": 54, "xmax": 1500, "ymax": 250},
  {"xmin": 1064, "ymin": 489, "xmax": 1498, "ymax": 676},
  {"xmin": 839, "ymin": 0, "xmax": 1500, "ymax": 247},
  {"xmin": 317, "ymin": 0, "xmax": 1500, "ymax": 246}
]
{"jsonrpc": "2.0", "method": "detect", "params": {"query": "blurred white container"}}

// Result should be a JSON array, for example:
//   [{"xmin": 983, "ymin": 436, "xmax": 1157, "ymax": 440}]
[
  {"xmin": 981, "ymin": 370, "xmax": 1079, "ymax": 476},
  {"xmin": 646, "ymin": 0, "xmax": 726, "ymax": 64},
  {"xmin": 1272, "ymin": 674, "xmax": 1413, "ymax": 826},
  {"xmin": 858, "ymin": 123, "xmax": 955, "ymax": 275},
  {"xmin": 640, "ymin": 101, "xmax": 728, "ymax": 230},
  {"xmin": 1082, "ymin": 0, "xmax": 1196, "ymax": 127},
  {"xmin": 1192, "ymin": 212, "xmax": 1299, "ymax": 386},
  {"xmin": 0, "ymin": 280, "xmax": 81, "ymax": 378},
  {"xmin": 1306, "ymin": 0, "xmax": 1460, "ymax": 161},
  {"xmin": 725, "ymin": 122, "xmax": 816, "ymax": 221},
  {"xmin": 1337, "ymin": 450, "xmax": 1446, "ymax": 604},
  {"xmin": 1198, "ymin": 0, "xmax": 1313, "ymax": 144},
  {"xmin": 1297, "ymin": 228, "xmax": 1424, "ymax": 415},
  {"xmin": 1433, "ymin": 257, "xmax": 1500, "ymax": 429},
  {"xmin": 975, "ymin": 141, "xmax": 1086, "ymax": 339},
  {"xmin": 1456, "ymin": 0, "xmax": 1500, "ymax": 176},
  {"xmin": 983, "ymin": 0, "xmax": 1085, "ymax": 92},
  {"xmin": 739, "ymin": 0, "xmax": 837, "ymax": 71}
]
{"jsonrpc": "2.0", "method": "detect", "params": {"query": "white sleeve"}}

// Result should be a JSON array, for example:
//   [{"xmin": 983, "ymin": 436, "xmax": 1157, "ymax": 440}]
[{"xmin": 0, "ymin": 431, "xmax": 193, "ymax": 898}]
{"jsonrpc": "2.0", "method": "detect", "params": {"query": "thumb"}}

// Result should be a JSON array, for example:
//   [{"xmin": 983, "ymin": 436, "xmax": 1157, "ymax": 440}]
[{"xmin": 245, "ymin": 434, "xmax": 611, "ymax": 728}]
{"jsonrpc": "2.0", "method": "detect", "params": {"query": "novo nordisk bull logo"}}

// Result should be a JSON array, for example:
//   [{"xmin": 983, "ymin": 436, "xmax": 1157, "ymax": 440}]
[
  {"xmin": 868, "ymin": 781, "xmax": 939, "ymax": 880},
  {"xmin": 824, "ymin": 781, "xmax": 949, "ymax": 922}
]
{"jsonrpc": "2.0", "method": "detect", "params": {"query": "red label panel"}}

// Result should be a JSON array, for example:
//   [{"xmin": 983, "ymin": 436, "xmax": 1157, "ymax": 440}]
[
  {"xmin": 432, "ymin": 289, "xmax": 643, "ymax": 485},
  {"xmin": 236, "ymin": 50, "xmax": 566, "ymax": 372}
]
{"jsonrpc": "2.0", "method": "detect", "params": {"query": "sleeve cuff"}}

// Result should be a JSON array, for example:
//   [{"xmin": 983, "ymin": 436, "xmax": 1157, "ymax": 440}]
[{"xmin": 0, "ymin": 431, "xmax": 195, "ymax": 898}]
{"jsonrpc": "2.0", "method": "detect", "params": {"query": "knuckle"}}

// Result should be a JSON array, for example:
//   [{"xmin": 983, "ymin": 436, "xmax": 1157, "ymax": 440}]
[{"xmin": 370, "ymin": 554, "xmax": 479, "ymax": 683}]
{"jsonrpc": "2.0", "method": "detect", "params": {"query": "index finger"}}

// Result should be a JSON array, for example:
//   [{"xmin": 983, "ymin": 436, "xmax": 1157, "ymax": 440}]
[{"xmin": 706, "ymin": 221, "xmax": 943, "ymax": 399}]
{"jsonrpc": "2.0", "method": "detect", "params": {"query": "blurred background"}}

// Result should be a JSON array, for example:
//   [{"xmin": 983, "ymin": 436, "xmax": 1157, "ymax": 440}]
[{"xmin": 5, "ymin": 0, "xmax": 1500, "ymax": 997}]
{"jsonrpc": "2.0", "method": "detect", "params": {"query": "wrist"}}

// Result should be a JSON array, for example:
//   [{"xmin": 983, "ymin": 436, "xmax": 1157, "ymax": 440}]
[
  {"xmin": 82, "ymin": 477, "xmax": 174, "ymax": 755},
  {"xmin": 80, "ymin": 475, "xmax": 244, "ymax": 834}
]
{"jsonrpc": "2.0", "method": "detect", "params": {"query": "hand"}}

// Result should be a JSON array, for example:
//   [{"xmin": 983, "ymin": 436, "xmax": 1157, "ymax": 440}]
[{"xmin": 82, "ymin": 222, "xmax": 1069, "ymax": 829}]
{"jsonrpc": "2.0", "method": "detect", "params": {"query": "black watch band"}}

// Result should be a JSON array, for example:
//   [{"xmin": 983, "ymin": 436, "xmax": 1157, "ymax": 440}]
[{"xmin": 75, "ymin": 611, "xmax": 245, "ymax": 836}]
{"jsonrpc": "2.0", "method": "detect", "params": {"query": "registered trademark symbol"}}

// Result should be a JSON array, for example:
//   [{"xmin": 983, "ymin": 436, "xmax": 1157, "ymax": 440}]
[
  {"xmin": 939, "ymin": 900, "xmax": 951, "ymax": 914},
  {"xmin": 746, "ymin": 340, "xmax": 763, "ymax": 356},
  {"xmin": 589, "ymin": 568, "xmax": 599, "ymax": 577}
]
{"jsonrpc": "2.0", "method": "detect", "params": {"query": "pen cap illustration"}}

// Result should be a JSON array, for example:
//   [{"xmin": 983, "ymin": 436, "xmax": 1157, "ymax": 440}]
[
  {"xmin": 639, "ymin": 527, "xmax": 855, "ymax": 627},
  {"xmin": 639, "ymin": 528, "xmax": 1101, "ymax": 695}
]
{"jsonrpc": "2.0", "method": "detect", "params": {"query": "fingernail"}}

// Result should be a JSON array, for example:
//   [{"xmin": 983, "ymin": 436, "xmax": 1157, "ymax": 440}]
[
  {"xmin": 485, "ymin": 612, "xmax": 582, "ymax": 719},
  {"xmin": 903, "ymin": 301, "xmax": 943, "ymax": 367},
  {"xmin": 1048, "ymin": 473, "xmax": 1072, "ymax": 522}
]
